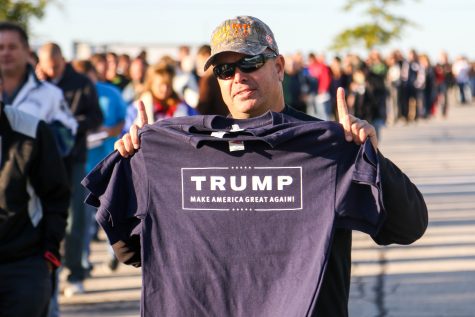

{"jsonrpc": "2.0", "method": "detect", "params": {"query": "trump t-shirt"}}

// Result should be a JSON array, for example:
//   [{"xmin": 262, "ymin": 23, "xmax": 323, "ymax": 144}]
[{"xmin": 83, "ymin": 111, "xmax": 384, "ymax": 317}]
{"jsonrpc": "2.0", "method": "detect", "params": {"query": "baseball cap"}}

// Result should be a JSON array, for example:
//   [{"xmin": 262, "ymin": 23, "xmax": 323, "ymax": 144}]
[{"xmin": 203, "ymin": 16, "xmax": 279, "ymax": 71}]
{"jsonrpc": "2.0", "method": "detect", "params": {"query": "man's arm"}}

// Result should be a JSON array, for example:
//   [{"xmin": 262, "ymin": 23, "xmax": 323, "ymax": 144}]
[
  {"xmin": 373, "ymin": 152, "xmax": 428, "ymax": 245},
  {"xmin": 337, "ymin": 87, "xmax": 428, "ymax": 244},
  {"xmin": 30, "ymin": 121, "xmax": 70, "ymax": 268}
]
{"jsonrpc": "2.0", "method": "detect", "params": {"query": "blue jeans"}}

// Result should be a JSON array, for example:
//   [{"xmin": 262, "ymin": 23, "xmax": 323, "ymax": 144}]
[
  {"xmin": 82, "ymin": 202, "xmax": 116, "ymax": 268},
  {"xmin": 47, "ymin": 268, "xmax": 60, "ymax": 317},
  {"xmin": 458, "ymin": 82, "xmax": 468, "ymax": 104},
  {"xmin": 64, "ymin": 161, "xmax": 88, "ymax": 282}
]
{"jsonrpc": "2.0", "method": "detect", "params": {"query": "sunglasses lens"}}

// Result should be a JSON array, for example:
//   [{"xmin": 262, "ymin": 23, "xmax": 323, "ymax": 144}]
[
  {"xmin": 239, "ymin": 55, "xmax": 265, "ymax": 72},
  {"xmin": 214, "ymin": 64, "xmax": 235, "ymax": 79}
]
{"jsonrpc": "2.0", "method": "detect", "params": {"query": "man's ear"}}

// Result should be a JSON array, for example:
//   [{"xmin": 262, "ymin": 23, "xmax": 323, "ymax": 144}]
[{"xmin": 275, "ymin": 55, "xmax": 285, "ymax": 82}]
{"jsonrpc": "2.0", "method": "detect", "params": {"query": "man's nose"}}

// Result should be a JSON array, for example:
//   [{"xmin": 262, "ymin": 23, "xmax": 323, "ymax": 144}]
[{"xmin": 233, "ymin": 67, "xmax": 248, "ymax": 83}]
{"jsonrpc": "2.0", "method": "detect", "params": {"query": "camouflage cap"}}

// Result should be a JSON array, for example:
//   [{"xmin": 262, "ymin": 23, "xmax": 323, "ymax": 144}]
[{"xmin": 203, "ymin": 16, "xmax": 279, "ymax": 71}]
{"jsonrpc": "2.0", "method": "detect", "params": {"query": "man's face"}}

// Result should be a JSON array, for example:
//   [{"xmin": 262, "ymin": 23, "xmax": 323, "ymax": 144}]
[
  {"xmin": 0, "ymin": 31, "xmax": 30, "ymax": 76},
  {"xmin": 94, "ymin": 60, "xmax": 108, "ymax": 81},
  {"xmin": 213, "ymin": 52, "xmax": 285, "ymax": 119},
  {"xmin": 106, "ymin": 54, "xmax": 118, "ymax": 74},
  {"xmin": 38, "ymin": 53, "xmax": 65, "ymax": 80}
]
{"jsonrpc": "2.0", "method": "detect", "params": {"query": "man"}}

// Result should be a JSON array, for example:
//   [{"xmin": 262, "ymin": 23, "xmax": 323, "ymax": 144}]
[
  {"xmin": 0, "ymin": 22, "xmax": 77, "ymax": 317},
  {"xmin": 0, "ymin": 100, "xmax": 70, "ymax": 317},
  {"xmin": 37, "ymin": 42, "xmax": 103, "ymax": 296},
  {"xmin": 0, "ymin": 22, "xmax": 77, "ymax": 147},
  {"xmin": 110, "ymin": 16, "xmax": 427, "ymax": 316},
  {"xmin": 105, "ymin": 52, "xmax": 130, "ymax": 91}
]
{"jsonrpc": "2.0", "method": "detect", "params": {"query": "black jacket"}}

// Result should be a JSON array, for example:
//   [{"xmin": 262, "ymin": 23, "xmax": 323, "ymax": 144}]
[
  {"xmin": 55, "ymin": 63, "xmax": 103, "ymax": 163},
  {"xmin": 0, "ymin": 103, "xmax": 70, "ymax": 265}
]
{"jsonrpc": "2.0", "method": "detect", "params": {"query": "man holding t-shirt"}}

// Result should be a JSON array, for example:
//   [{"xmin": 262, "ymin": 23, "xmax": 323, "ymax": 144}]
[{"xmin": 101, "ymin": 17, "xmax": 427, "ymax": 316}]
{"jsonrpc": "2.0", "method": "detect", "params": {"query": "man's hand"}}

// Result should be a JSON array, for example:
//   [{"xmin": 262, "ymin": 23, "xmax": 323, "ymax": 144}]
[
  {"xmin": 114, "ymin": 101, "xmax": 148, "ymax": 157},
  {"xmin": 337, "ymin": 87, "xmax": 378, "ymax": 150}
]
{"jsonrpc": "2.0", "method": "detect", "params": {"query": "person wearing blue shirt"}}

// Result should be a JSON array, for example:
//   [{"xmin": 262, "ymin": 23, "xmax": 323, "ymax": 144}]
[{"xmin": 72, "ymin": 59, "xmax": 127, "ymax": 272}]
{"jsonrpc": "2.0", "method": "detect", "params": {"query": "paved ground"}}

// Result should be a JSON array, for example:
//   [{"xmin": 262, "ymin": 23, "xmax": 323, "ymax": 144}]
[
  {"xmin": 349, "ymin": 102, "xmax": 475, "ymax": 317},
  {"xmin": 60, "ymin": 101, "xmax": 475, "ymax": 317}
]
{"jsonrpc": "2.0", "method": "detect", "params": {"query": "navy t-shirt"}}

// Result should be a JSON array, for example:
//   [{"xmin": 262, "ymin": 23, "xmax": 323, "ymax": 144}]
[{"xmin": 83, "ymin": 111, "xmax": 384, "ymax": 317}]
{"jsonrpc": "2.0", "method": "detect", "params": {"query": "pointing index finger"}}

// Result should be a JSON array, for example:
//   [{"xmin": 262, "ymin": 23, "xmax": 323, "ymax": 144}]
[
  {"xmin": 137, "ymin": 100, "xmax": 148, "ymax": 128},
  {"xmin": 337, "ymin": 87, "xmax": 353, "ymax": 142}
]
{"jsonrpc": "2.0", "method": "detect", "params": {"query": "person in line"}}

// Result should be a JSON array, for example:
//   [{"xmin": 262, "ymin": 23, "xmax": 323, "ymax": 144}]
[
  {"xmin": 72, "ymin": 59, "xmax": 127, "ymax": 272},
  {"xmin": 105, "ymin": 52, "xmax": 130, "ymax": 91},
  {"xmin": 0, "ymin": 22, "xmax": 78, "ymax": 317},
  {"xmin": 0, "ymin": 99, "xmax": 70, "ymax": 317},
  {"xmin": 194, "ymin": 44, "xmax": 229, "ymax": 116},
  {"xmin": 123, "ymin": 60, "xmax": 197, "ymax": 133},
  {"xmin": 37, "ymin": 42, "xmax": 103, "ymax": 298},
  {"xmin": 122, "ymin": 57, "xmax": 148, "ymax": 105}
]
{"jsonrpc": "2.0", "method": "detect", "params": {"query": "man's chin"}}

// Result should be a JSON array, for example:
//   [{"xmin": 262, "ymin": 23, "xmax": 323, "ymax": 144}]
[{"xmin": 236, "ymin": 102, "xmax": 258, "ymax": 112}]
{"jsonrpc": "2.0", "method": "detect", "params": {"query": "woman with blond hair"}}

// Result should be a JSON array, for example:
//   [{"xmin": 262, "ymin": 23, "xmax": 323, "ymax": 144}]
[{"xmin": 124, "ymin": 61, "xmax": 196, "ymax": 132}]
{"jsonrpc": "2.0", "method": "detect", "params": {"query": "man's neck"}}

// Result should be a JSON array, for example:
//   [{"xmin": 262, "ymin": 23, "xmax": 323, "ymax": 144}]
[
  {"xmin": 2, "ymin": 66, "xmax": 28, "ymax": 98},
  {"xmin": 52, "ymin": 63, "xmax": 66, "ymax": 84},
  {"xmin": 230, "ymin": 103, "xmax": 285, "ymax": 119},
  {"xmin": 271, "ymin": 103, "xmax": 285, "ymax": 113}
]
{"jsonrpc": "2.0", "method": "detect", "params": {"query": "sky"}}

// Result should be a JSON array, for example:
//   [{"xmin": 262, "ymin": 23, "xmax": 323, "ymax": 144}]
[{"xmin": 30, "ymin": 0, "xmax": 475, "ymax": 62}]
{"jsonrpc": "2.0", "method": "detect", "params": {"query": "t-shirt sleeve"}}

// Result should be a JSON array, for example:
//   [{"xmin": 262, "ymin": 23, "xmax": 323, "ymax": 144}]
[
  {"xmin": 81, "ymin": 150, "xmax": 148, "ymax": 244},
  {"xmin": 335, "ymin": 140, "xmax": 385, "ymax": 236}
]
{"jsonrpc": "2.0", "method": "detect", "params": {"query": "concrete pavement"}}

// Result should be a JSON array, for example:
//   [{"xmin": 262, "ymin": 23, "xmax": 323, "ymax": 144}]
[{"xmin": 349, "ymin": 103, "xmax": 475, "ymax": 317}]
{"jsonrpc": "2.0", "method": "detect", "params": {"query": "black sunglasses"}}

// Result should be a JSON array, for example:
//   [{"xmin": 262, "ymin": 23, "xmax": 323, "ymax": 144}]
[{"xmin": 213, "ymin": 53, "xmax": 278, "ymax": 80}]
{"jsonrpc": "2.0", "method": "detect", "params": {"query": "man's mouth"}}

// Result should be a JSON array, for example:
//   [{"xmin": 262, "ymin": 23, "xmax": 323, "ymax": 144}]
[{"xmin": 233, "ymin": 88, "xmax": 255, "ymax": 98}]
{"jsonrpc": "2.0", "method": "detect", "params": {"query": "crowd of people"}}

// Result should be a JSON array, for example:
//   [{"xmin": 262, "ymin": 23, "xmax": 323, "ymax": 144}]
[
  {"xmin": 0, "ymin": 16, "xmax": 470, "ymax": 317},
  {"xmin": 35, "ymin": 45, "xmax": 475, "ymax": 152},
  {"xmin": 44, "ymin": 46, "xmax": 475, "ymax": 146},
  {"xmin": 37, "ymin": 45, "xmax": 475, "ymax": 148},
  {"xmin": 282, "ymin": 49, "xmax": 475, "ymax": 136}
]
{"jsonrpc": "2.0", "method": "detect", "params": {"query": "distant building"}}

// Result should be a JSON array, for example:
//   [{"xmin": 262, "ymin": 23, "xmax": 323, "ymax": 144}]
[{"xmin": 72, "ymin": 41, "xmax": 199, "ymax": 64}]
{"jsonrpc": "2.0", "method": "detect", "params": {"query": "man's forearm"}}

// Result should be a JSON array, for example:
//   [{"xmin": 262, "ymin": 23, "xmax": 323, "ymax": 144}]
[{"xmin": 372, "ymin": 152, "xmax": 428, "ymax": 245}]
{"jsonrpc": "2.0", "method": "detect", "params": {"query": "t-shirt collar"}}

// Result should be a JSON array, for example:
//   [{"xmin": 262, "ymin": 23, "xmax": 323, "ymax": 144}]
[{"xmin": 203, "ymin": 111, "xmax": 284, "ymax": 131}]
